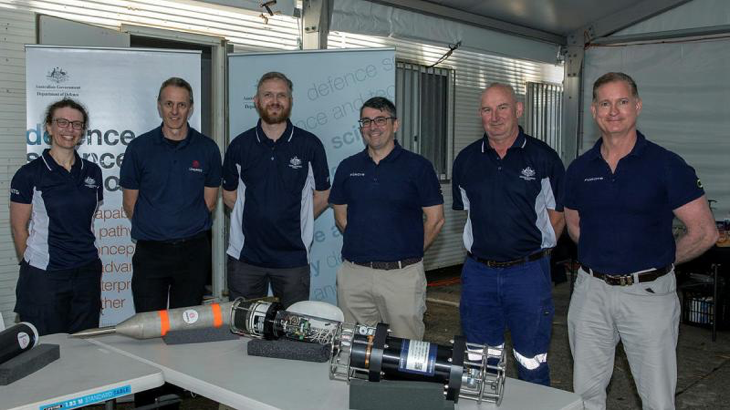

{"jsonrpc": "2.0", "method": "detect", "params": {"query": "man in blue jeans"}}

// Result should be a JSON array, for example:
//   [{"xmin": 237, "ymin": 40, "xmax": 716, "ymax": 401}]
[{"xmin": 452, "ymin": 83, "xmax": 565, "ymax": 385}]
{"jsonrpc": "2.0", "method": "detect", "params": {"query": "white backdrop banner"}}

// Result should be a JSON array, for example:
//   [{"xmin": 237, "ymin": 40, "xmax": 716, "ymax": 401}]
[
  {"xmin": 25, "ymin": 46, "xmax": 201, "ymax": 326},
  {"xmin": 228, "ymin": 48, "xmax": 396, "ymax": 305}
]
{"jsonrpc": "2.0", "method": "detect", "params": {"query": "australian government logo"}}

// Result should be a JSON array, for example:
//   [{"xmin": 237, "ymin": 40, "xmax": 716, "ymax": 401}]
[
  {"xmin": 289, "ymin": 156, "xmax": 303, "ymax": 169},
  {"xmin": 519, "ymin": 167, "xmax": 536, "ymax": 181},
  {"xmin": 47, "ymin": 67, "xmax": 69, "ymax": 83},
  {"xmin": 84, "ymin": 177, "xmax": 98, "ymax": 189},
  {"xmin": 36, "ymin": 66, "xmax": 81, "ymax": 98}
]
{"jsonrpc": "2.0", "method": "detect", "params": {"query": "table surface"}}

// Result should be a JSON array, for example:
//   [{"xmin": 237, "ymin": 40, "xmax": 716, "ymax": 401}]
[
  {"xmin": 89, "ymin": 334, "xmax": 584, "ymax": 410},
  {"xmin": 0, "ymin": 333, "xmax": 164, "ymax": 410}
]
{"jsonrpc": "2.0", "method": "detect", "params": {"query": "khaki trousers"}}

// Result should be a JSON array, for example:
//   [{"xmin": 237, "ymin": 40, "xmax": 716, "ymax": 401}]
[
  {"xmin": 337, "ymin": 260, "xmax": 427, "ymax": 340},
  {"xmin": 568, "ymin": 268, "xmax": 680, "ymax": 410}
]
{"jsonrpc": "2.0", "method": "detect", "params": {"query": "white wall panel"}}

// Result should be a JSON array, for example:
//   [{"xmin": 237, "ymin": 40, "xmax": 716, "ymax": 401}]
[
  {"xmin": 0, "ymin": 0, "xmax": 300, "ymax": 50},
  {"xmin": 0, "ymin": 7, "xmax": 35, "ymax": 328}
]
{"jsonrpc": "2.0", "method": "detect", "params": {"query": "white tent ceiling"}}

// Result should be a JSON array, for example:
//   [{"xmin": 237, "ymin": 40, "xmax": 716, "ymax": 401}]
[{"xmin": 371, "ymin": 0, "xmax": 693, "ymax": 44}]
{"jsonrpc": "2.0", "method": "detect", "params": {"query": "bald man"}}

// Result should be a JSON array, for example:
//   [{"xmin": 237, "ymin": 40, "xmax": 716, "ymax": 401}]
[{"xmin": 452, "ymin": 83, "xmax": 565, "ymax": 386}]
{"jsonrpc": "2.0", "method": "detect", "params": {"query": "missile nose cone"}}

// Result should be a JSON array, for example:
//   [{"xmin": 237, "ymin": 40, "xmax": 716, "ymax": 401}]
[{"xmin": 69, "ymin": 326, "xmax": 117, "ymax": 338}]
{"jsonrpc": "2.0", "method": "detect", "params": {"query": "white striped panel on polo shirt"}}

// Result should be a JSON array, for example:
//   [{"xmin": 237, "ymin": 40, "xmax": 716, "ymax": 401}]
[
  {"xmin": 299, "ymin": 163, "xmax": 316, "ymax": 261},
  {"xmin": 26, "ymin": 188, "xmax": 51, "ymax": 270},
  {"xmin": 459, "ymin": 186, "xmax": 474, "ymax": 253},
  {"xmin": 535, "ymin": 177, "xmax": 558, "ymax": 249},
  {"xmin": 226, "ymin": 164, "xmax": 247, "ymax": 259}
]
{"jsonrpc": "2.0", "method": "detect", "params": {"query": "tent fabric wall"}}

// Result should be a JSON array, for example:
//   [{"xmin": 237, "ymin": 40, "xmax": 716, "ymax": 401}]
[
  {"xmin": 614, "ymin": 0, "xmax": 730, "ymax": 36},
  {"xmin": 582, "ymin": 39, "xmax": 730, "ymax": 218},
  {"xmin": 0, "ymin": 8, "xmax": 35, "ymax": 328},
  {"xmin": 328, "ymin": 32, "xmax": 564, "ymax": 270}
]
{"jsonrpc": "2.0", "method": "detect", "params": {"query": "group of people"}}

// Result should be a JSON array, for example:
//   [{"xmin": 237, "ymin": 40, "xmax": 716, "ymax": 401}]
[{"xmin": 10, "ymin": 71, "xmax": 718, "ymax": 410}]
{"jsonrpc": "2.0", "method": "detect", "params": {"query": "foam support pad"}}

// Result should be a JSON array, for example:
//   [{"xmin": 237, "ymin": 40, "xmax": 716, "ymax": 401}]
[
  {"xmin": 349, "ymin": 379, "xmax": 454, "ymax": 410},
  {"xmin": 162, "ymin": 326, "xmax": 239, "ymax": 345},
  {"xmin": 247, "ymin": 339, "xmax": 331, "ymax": 363},
  {"xmin": 0, "ymin": 344, "xmax": 60, "ymax": 385}
]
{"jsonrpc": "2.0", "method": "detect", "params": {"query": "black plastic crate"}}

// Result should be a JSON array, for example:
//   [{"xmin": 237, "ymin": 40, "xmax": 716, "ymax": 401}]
[{"xmin": 681, "ymin": 288, "xmax": 730, "ymax": 330}]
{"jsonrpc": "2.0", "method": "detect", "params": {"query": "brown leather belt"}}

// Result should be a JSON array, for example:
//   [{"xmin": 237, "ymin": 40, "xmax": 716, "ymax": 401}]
[
  {"xmin": 468, "ymin": 249, "xmax": 552, "ymax": 268},
  {"xmin": 351, "ymin": 257, "xmax": 422, "ymax": 271},
  {"xmin": 580, "ymin": 264, "xmax": 673, "ymax": 286}
]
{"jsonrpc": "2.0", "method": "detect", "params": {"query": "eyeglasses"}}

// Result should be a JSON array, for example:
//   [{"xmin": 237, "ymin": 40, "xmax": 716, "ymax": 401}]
[
  {"xmin": 53, "ymin": 118, "xmax": 85, "ymax": 130},
  {"xmin": 358, "ymin": 117, "xmax": 395, "ymax": 128}
]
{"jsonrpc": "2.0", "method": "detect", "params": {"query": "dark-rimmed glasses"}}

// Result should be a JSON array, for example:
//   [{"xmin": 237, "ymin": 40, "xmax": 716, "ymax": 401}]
[
  {"xmin": 53, "ymin": 118, "xmax": 85, "ymax": 130},
  {"xmin": 358, "ymin": 117, "xmax": 395, "ymax": 128}
]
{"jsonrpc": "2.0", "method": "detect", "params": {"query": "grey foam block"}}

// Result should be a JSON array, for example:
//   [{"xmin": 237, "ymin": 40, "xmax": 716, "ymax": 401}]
[
  {"xmin": 0, "ymin": 343, "xmax": 60, "ymax": 385},
  {"xmin": 247, "ymin": 339, "xmax": 331, "ymax": 363},
  {"xmin": 349, "ymin": 379, "xmax": 454, "ymax": 410},
  {"xmin": 163, "ymin": 326, "xmax": 239, "ymax": 345}
]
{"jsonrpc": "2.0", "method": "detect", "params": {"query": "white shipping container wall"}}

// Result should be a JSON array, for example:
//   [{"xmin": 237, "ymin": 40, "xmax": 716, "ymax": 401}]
[{"xmin": 0, "ymin": 8, "xmax": 35, "ymax": 328}]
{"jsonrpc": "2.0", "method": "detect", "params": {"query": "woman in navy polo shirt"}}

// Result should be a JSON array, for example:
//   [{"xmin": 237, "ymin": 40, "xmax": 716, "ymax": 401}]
[{"xmin": 10, "ymin": 98, "xmax": 103, "ymax": 335}]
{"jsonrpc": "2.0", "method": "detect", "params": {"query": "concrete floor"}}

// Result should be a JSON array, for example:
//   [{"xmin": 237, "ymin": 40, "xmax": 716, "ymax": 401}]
[
  {"xmin": 425, "ymin": 276, "xmax": 730, "ymax": 410},
  {"xmin": 98, "ymin": 271, "xmax": 730, "ymax": 409}
]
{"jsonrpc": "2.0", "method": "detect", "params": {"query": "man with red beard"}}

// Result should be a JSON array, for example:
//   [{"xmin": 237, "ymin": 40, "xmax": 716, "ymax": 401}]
[{"xmin": 222, "ymin": 72, "xmax": 330, "ymax": 308}]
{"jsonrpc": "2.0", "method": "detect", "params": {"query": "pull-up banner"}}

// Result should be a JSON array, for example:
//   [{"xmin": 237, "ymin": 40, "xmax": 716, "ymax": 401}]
[
  {"xmin": 228, "ymin": 48, "xmax": 396, "ymax": 305},
  {"xmin": 25, "ymin": 45, "xmax": 201, "ymax": 326}
]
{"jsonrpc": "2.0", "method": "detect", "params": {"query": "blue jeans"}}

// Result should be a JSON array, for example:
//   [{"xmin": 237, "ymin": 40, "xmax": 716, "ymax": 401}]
[{"xmin": 460, "ymin": 255, "xmax": 554, "ymax": 386}]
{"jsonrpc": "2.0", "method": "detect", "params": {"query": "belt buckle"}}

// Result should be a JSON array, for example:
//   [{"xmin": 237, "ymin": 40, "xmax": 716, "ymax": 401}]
[{"xmin": 619, "ymin": 275, "xmax": 634, "ymax": 286}]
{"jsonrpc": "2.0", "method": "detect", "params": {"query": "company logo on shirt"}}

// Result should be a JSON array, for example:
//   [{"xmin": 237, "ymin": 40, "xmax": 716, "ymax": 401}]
[
  {"xmin": 189, "ymin": 160, "xmax": 203, "ymax": 173},
  {"xmin": 584, "ymin": 177, "xmax": 604, "ymax": 182},
  {"xmin": 84, "ymin": 177, "xmax": 98, "ymax": 189},
  {"xmin": 288, "ymin": 156, "xmax": 303, "ymax": 169},
  {"xmin": 519, "ymin": 167, "xmax": 536, "ymax": 181},
  {"xmin": 349, "ymin": 172, "xmax": 365, "ymax": 177},
  {"xmin": 10, "ymin": 188, "xmax": 20, "ymax": 196}
]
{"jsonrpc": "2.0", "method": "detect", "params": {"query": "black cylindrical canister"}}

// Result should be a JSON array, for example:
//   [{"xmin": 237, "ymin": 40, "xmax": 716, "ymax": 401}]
[{"xmin": 0, "ymin": 322, "xmax": 39, "ymax": 364}]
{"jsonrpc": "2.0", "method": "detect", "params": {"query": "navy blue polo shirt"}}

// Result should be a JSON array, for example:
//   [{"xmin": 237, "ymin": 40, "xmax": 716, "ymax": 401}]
[
  {"xmin": 564, "ymin": 131, "xmax": 704, "ymax": 274},
  {"xmin": 223, "ymin": 119, "xmax": 330, "ymax": 268},
  {"xmin": 120, "ymin": 124, "xmax": 222, "ymax": 241},
  {"xmin": 10, "ymin": 149, "xmax": 103, "ymax": 270},
  {"xmin": 329, "ymin": 141, "xmax": 444, "ymax": 263},
  {"xmin": 452, "ymin": 128, "xmax": 565, "ymax": 261}
]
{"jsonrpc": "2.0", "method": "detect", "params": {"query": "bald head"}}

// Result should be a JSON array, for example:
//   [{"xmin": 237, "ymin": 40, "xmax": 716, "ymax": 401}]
[
  {"xmin": 480, "ymin": 82, "xmax": 523, "ymax": 144},
  {"xmin": 482, "ymin": 83, "xmax": 518, "ymax": 103}
]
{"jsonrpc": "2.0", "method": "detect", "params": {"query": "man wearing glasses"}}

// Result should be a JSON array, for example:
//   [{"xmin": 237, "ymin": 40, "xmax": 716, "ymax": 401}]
[{"xmin": 329, "ymin": 96, "xmax": 445, "ymax": 340}]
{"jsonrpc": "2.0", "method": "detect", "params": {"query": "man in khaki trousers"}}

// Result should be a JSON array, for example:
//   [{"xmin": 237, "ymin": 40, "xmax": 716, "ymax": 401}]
[{"xmin": 329, "ymin": 97, "xmax": 445, "ymax": 340}]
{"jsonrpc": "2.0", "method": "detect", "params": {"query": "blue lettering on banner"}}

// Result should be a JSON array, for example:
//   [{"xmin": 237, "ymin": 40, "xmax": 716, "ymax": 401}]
[{"xmin": 40, "ymin": 385, "xmax": 132, "ymax": 409}]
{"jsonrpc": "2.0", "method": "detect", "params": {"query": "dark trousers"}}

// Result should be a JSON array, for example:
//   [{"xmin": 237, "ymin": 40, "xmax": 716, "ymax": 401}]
[
  {"xmin": 132, "ymin": 233, "xmax": 210, "ymax": 409},
  {"xmin": 131, "ymin": 233, "xmax": 210, "ymax": 313},
  {"xmin": 460, "ymin": 255, "xmax": 554, "ymax": 386},
  {"xmin": 227, "ymin": 256, "xmax": 310, "ymax": 308},
  {"xmin": 14, "ymin": 259, "xmax": 102, "ymax": 336}
]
